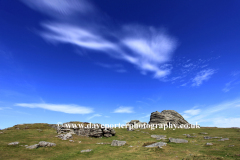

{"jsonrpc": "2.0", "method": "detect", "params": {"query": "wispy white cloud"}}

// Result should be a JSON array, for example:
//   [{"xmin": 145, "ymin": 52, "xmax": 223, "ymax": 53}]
[
  {"xmin": 15, "ymin": 111, "xmax": 31, "ymax": 115},
  {"xmin": 183, "ymin": 63, "xmax": 194, "ymax": 68},
  {"xmin": 183, "ymin": 98, "xmax": 240, "ymax": 127},
  {"xmin": 15, "ymin": 103, "xmax": 93, "ymax": 114},
  {"xmin": 180, "ymin": 83, "xmax": 188, "ymax": 87},
  {"xmin": 21, "ymin": 0, "xmax": 177, "ymax": 80},
  {"xmin": 222, "ymin": 71, "xmax": 240, "ymax": 92},
  {"xmin": 192, "ymin": 69, "xmax": 215, "ymax": 86},
  {"xmin": 113, "ymin": 107, "xmax": 134, "ymax": 113},
  {"xmin": 21, "ymin": 0, "xmax": 93, "ymax": 17},
  {"xmin": 182, "ymin": 108, "xmax": 201, "ymax": 119},
  {"xmin": 141, "ymin": 114, "xmax": 150, "ymax": 118},
  {"xmin": 0, "ymin": 107, "xmax": 12, "ymax": 110},
  {"xmin": 95, "ymin": 63, "xmax": 126, "ymax": 73},
  {"xmin": 168, "ymin": 57, "xmax": 218, "ymax": 86},
  {"xmin": 136, "ymin": 101, "xmax": 149, "ymax": 106},
  {"xmin": 87, "ymin": 114, "xmax": 101, "ymax": 120},
  {"xmin": 212, "ymin": 117, "xmax": 240, "ymax": 128}
]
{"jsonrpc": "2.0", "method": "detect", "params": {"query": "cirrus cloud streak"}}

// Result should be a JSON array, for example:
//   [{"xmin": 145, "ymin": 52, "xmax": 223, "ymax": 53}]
[
  {"xmin": 21, "ymin": 0, "xmax": 177, "ymax": 79},
  {"xmin": 15, "ymin": 103, "xmax": 93, "ymax": 114}
]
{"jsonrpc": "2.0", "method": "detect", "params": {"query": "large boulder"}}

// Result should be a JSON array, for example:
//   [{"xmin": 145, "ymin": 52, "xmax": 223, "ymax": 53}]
[{"xmin": 149, "ymin": 110, "xmax": 189, "ymax": 126}]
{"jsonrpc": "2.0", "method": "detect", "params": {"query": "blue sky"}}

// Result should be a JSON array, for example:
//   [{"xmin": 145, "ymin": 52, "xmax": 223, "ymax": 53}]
[{"xmin": 1, "ymin": 0, "xmax": 240, "ymax": 129}]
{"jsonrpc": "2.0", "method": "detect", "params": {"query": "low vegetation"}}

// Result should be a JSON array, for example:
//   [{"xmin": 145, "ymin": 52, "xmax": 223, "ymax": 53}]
[{"xmin": 0, "ymin": 124, "xmax": 240, "ymax": 159}]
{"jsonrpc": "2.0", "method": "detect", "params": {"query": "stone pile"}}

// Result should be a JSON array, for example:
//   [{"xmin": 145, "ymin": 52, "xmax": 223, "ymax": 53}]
[{"xmin": 56, "ymin": 123, "xmax": 116, "ymax": 138}]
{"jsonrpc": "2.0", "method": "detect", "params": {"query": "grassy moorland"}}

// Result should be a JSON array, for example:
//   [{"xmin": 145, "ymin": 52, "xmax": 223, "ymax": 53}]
[{"xmin": 0, "ymin": 124, "xmax": 240, "ymax": 160}]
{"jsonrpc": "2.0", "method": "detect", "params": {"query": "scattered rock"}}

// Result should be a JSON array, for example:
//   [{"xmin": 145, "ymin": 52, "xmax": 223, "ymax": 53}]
[
  {"xmin": 204, "ymin": 136, "xmax": 212, "ymax": 139},
  {"xmin": 149, "ymin": 110, "xmax": 189, "ymax": 126},
  {"xmin": 81, "ymin": 149, "xmax": 92, "ymax": 153},
  {"xmin": 145, "ymin": 142, "xmax": 167, "ymax": 148},
  {"xmin": 26, "ymin": 141, "xmax": 56, "ymax": 149},
  {"xmin": 69, "ymin": 140, "xmax": 74, "ymax": 142},
  {"xmin": 57, "ymin": 124, "xmax": 116, "ymax": 138},
  {"xmin": 39, "ymin": 141, "xmax": 56, "ymax": 147},
  {"xmin": 127, "ymin": 128, "xmax": 135, "ymax": 131},
  {"xmin": 129, "ymin": 146, "xmax": 133, "ymax": 147},
  {"xmin": 218, "ymin": 138, "xmax": 229, "ymax": 141},
  {"xmin": 186, "ymin": 134, "xmax": 197, "ymax": 138},
  {"xmin": 206, "ymin": 143, "xmax": 213, "ymax": 145},
  {"xmin": 111, "ymin": 140, "xmax": 126, "ymax": 146},
  {"xmin": 26, "ymin": 144, "xmax": 39, "ymax": 149},
  {"xmin": 199, "ymin": 132, "xmax": 208, "ymax": 135},
  {"xmin": 0, "ymin": 132, "xmax": 3, "ymax": 134},
  {"xmin": 127, "ymin": 120, "xmax": 148, "ymax": 129},
  {"xmin": 151, "ymin": 135, "xmax": 167, "ymax": 140},
  {"xmin": 229, "ymin": 145, "xmax": 234, "ymax": 147},
  {"xmin": 8, "ymin": 142, "xmax": 19, "ymax": 145},
  {"xmin": 104, "ymin": 133, "xmax": 112, "ymax": 137},
  {"xmin": 96, "ymin": 142, "xmax": 110, "ymax": 144},
  {"xmin": 56, "ymin": 133, "xmax": 73, "ymax": 140},
  {"xmin": 212, "ymin": 137, "xmax": 222, "ymax": 139},
  {"xmin": 169, "ymin": 138, "xmax": 188, "ymax": 143},
  {"xmin": 79, "ymin": 141, "xmax": 81, "ymax": 143}
]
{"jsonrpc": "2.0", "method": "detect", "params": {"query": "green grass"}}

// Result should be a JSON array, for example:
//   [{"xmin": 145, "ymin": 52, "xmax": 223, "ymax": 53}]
[{"xmin": 0, "ymin": 124, "xmax": 240, "ymax": 159}]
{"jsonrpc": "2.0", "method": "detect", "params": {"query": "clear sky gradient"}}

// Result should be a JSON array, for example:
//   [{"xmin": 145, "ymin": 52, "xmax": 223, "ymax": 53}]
[{"xmin": 1, "ymin": 0, "xmax": 240, "ymax": 129}]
